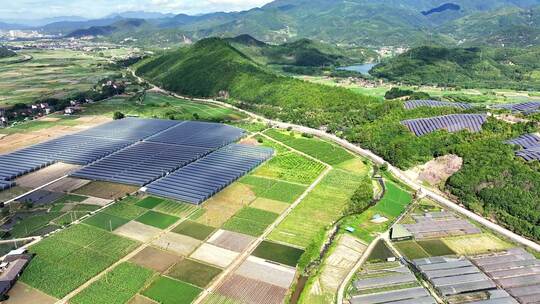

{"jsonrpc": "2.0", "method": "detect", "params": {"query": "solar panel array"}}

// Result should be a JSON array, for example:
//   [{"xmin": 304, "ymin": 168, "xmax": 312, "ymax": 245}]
[
  {"xmin": 0, "ymin": 135, "xmax": 133, "ymax": 181},
  {"xmin": 75, "ymin": 117, "xmax": 180, "ymax": 141},
  {"xmin": 493, "ymin": 102, "xmax": 540, "ymax": 115},
  {"xmin": 71, "ymin": 142, "xmax": 212, "ymax": 186},
  {"xmin": 472, "ymin": 248, "xmax": 540, "ymax": 304},
  {"xmin": 404, "ymin": 100, "xmax": 472, "ymax": 110},
  {"xmin": 505, "ymin": 134, "xmax": 540, "ymax": 162},
  {"xmin": 145, "ymin": 144, "xmax": 274, "ymax": 204},
  {"xmin": 147, "ymin": 121, "xmax": 245, "ymax": 149},
  {"xmin": 506, "ymin": 134, "xmax": 540, "ymax": 149},
  {"xmin": 413, "ymin": 257, "xmax": 503, "ymax": 298},
  {"xmin": 401, "ymin": 114, "xmax": 487, "ymax": 136},
  {"xmin": 0, "ymin": 181, "xmax": 14, "ymax": 191}
]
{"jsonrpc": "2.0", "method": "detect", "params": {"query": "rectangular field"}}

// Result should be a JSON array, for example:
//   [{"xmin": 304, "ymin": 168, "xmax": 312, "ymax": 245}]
[
  {"xmin": 136, "ymin": 211, "xmax": 180, "ymax": 229},
  {"xmin": 223, "ymin": 207, "xmax": 278, "ymax": 237},
  {"xmin": 252, "ymin": 241, "xmax": 305, "ymax": 267},
  {"xmin": 142, "ymin": 276, "xmax": 202, "ymax": 304}
]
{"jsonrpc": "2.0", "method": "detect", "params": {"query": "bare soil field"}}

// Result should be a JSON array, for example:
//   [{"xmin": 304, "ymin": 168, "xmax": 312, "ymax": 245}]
[
  {"xmin": 406, "ymin": 155, "xmax": 463, "ymax": 186},
  {"xmin": 191, "ymin": 243, "xmax": 239, "ymax": 268},
  {"xmin": 15, "ymin": 163, "xmax": 81, "ymax": 189},
  {"xmin": 195, "ymin": 184, "xmax": 255, "ymax": 227},
  {"xmin": 208, "ymin": 229, "xmax": 255, "ymax": 253},
  {"xmin": 0, "ymin": 116, "xmax": 110, "ymax": 154},
  {"xmin": 2, "ymin": 282, "xmax": 56, "ymax": 304},
  {"xmin": 114, "ymin": 221, "xmax": 162, "ymax": 243},
  {"xmin": 130, "ymin": 246, "xmax": 183, "ymax": 272},
  {"xmin": 151, "ymin": 232, "xmax": 201, "ymax": 256},
  {"xmin": 73, "ymin": 181, "xmax": 139, "ymax": 199},
  {"xmin": 43, "ymin": 177, "xmax": 90, "ymax": 193},
  {"xmin": 306, "ymin": 234, "xmax": 366, "ymax": 303},
  {"xmin": 79, "ymin": 196, "xmax": 111, "ymax": 206},
  {"xmin": 217, "ymin": 274, "xmax": 288, "ymax": 304},
  {"xmin": 250, "ymin": 198, "xmax": 289, "ymax": 214},
  {"xmin": 128, "ymin": 295, "xmax": 158, "ymax": 304},
  {"xmin": 235, "ymin": 256, "xmax": 296, "ymax": 288}
]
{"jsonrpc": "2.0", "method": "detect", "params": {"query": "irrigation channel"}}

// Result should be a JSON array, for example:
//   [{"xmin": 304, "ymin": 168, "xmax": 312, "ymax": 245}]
[{"xmin": 289, "ymin": 170, "xmax": 386, "ymax": 304}]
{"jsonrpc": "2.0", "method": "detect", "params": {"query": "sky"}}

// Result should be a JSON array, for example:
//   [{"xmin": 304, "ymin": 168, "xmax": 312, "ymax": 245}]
[{"xmin": 0, "ymin": 0, "xmax": 274, "ymax": 21}]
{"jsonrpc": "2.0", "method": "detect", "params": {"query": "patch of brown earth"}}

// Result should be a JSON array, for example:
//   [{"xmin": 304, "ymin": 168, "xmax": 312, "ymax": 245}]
[{"xmin": 414, "ymin": 155, "xmax": 463, "ymax": 186}]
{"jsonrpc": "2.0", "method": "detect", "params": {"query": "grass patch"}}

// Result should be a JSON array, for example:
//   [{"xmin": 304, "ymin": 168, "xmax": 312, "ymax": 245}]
[
  {"xmin": 172, "ymin": 220, "xmax": 215, "ymax": 241},
  {"xmin": 103, "ymin": 202, "xmax": 147, "ymax": 220},
  {"xmin": 394, "ymin": 241, "xmax": 430, "ymax": 260},
  {"xmin": 136, "ymin": 196, "xmax": 165, "ymax": 209},
  {"xmin": 153, "ymin": 200, "xmax": 198, "ymax": 217},
  {"xmin": 53, "ymin": 194, "xmax": 87, "ymax": 204},
  {"xmin": 143, "ymin": 276, "xmax": 202, "ymax": 304},
  {"xmin": 264, "ymin": 129, "xmax": 354, "ymax": 165},
  {"xmin": 223, "ymin": 207, "xmax": 278, "ymax": 237},
  {"xmin": 367, "ymin": 240, "xmax": 395, "ymax": 262},
  {"xmin": 136, "ymin": 211, "xmax": 179, "ymax": 229},
  {"xmin": 442, "ymin": 234, "xmax": 513, "ymax": 255},
  {"xmin": 269, "ymin": 169, "xmax": 368, "ymax": 248},
  {"xmin": 166, "ymin": 259, "xmax": 221, "ymax": 288},
  {"xmin": 253, "ymin": 152, "xmax": 325, "ymax": 185},
  {"xmin": 417, "ymin": 239, "xmax": 455, "ymax": 257},
  {"xmin": 73, "ymin": 181, "xmax": 139, "ymax": 200},
  {"xmin": 252, "ymin": 241, "xmax": 304, "ymax": 267},
  {"xmin": 71, "ymin": 262, "xmax": 154, "ymax": 304},
  {"xmin": 84, "ymin": 212, "xmax": 130, "ymax": 231}
]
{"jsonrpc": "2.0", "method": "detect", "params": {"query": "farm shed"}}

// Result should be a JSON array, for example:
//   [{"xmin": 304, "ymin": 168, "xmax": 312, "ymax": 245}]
[{"xmin": 0, "ymin": 253, "xmax": 33, "ymax": 297}]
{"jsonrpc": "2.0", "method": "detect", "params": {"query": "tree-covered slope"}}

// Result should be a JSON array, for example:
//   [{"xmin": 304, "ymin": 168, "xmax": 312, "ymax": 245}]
[
  {"xmin": 370, "ymin": 46, "xmax": 540, "ymax": 90},
  {"xmin": 0, "ymin": 46, "xmax": 16, "ymax": 58},
  {"xmin": 136, "ymin": 38, "xmax": 540, "ymax": 242}
]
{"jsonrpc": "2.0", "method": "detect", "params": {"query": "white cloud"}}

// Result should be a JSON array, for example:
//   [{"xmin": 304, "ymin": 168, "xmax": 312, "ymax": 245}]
[{"xmin": 0, "ymin": 0, "xmax": 274, "ymax": 20}]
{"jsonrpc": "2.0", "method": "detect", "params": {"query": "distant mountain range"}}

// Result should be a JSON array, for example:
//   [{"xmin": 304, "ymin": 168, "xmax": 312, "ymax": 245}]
[{"xmin": 2, "ymin": 0, "xmax": 540, "ymax": 47}]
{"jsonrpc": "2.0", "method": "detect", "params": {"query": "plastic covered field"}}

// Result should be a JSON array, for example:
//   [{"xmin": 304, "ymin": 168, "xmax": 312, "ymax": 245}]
[{"xmin": 145, "ymin": 144, "xmax": 274, "ymax": 204}]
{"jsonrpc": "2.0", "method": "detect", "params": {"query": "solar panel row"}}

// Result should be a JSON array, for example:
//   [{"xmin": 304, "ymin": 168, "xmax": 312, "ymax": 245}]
[
  {"xmin": 0, "ymin": 181, "xmax": 15, "ymax": 191},
  {"xmin": 0, "ymin": 135, "xmax": 133, "ymax": 181},
  {"xmin": 493, "ymin": 102, "xmax": 540, "ymax": 115},
  {"xmin": 75, "ymin": 117, "xmax": 180, "ymax": 141},
  {"xmin": 145, "ymin": 144, "xmax": 274, "ymax": 204},
  {"xmin": 71, "ymin": 142, "xmax": 212, "ymax": 186},
  {"xmin": 401, "ymin": 114, "xmax": 487, "ymax": 136},
  {"xmin": 404, "ymin": 100, "xmax": 472, "ymax": 110},
  {"xmin": 506, "ymin": 134, "xmax": 540, "ymax": 161},
  {"xmin": 413, "ymin": 257, "xmax": 501, "ymax": 297},
  {"xmin": 146, "ymin": 120, "xmax": 245, "ymax": 149}
]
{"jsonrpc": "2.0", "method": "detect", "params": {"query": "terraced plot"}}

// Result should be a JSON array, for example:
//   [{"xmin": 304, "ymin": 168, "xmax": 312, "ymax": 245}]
[{"xmin": 269, "ymin": 169, "xmax": 367, "ymax": 248}]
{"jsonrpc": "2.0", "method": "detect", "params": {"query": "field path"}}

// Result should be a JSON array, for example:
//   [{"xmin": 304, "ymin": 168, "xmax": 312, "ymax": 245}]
[
  {"xmin": 193, "ymin": 136, "xmax": 333, "ymax": 304},
  {"xmin": 131, "ymin": 69, "xmax": 540, "ymax": 253}
]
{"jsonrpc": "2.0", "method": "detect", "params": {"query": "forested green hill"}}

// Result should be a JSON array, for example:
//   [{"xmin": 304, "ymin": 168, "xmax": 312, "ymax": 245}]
[
  {"xmin": 370, "ymin": 46, "xmax": 540, "ymax": 90},
  {"xmin": 137, "ymin": 38, "xmax": 540, "ymax": 241},
  {"xmin": 0, "ymin": 46, "xmax": 15, "ymax": 58}
]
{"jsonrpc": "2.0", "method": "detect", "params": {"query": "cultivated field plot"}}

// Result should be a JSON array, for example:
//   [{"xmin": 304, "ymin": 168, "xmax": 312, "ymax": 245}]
[
  {"xmin": 129, "ymin": 246, "xmax": 182, "ymax": 273},
  {"xmin": 173, "ymin": 220, "xmax": 215, "ymax": 241},
  {"xmin": 471, "ymin": 248, "xmax": 540, "ymax": 304},
  {"xmin": 114, "ymin": 221, "xmax": 162, "ymax": 243},
  {"xmin": 166, "ymin": 258, "xmax": 222, "ymax": 288},
  {"xmin": 208, "ymin": 229, "xmax": 255, "ymax": 253},
  {"xmin": 82, "ymin": 92, "xmax": 245, "ymax": 122},
  {"xmin": 442, "ymin": 234, "xmax": 512, "ymax": 255},
  {"xmin": 404, "ymin": 100, "xmax": 472, "ymax": 110},
  {"xmin": 3, "ymin": 282, "xmax": 57, "ymax": 304},
  {"xmin": 223, "ymin": 207, "xmax": 278, "ymax": 237},
  {"xmin": 0, "ymin": 49, "xmax": 118, "ymax": 106},
  {"xmin": 401, "ymin": 114, "xmax": 487, "ymax": 136},
  {"xmin": 269, "ymin": 168, "xmax": 367, "ymax": 248},
  {"xmin": 43, "ymin": 177, "xmax": 91, "ymax": 193},
  {"xmin": 252, "ymin": 151, "xmax": 325, "ymax": 185},
  {"xmin": 305, "ymin": 234, "xmax": 366, "ymax": 303},
  {"xmin": 252, "ymin": 241, "xmax": 304, "ymax": 267},
  {"xmin": 402, "ymin": 211, "xmax": 482, "ymax": 239},
  {"xmin": 191, "ymin": 243, "xmax": 239, "ymax": 268},
  {"xmin": 240, "ymin": 175, "xmax": 306, "ymax": 204},
  {"xmin": 142, "ymin": 276, "xmax": 202, "ymax": 304},
  {"xmin": 74, "ymin": 181, "xmax": 139, "ymax": 199},
  {"xmin": 264, "ymin": 129, "xmax": 355, "ymax": 165},
  {"xmin": 216, "ymin": 274, "xmax": 289, "ymax": 304},
  {"xmin": 151, "ymin": 232, "xmax": 201, "ymax": 256},
  {"xmin": 20, "ymin": 224, "xmax": 139, "ymax": 298}
]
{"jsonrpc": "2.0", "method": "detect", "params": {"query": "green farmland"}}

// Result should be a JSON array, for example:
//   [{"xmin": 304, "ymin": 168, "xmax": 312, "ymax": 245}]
[
  {"xmin": 0, "ymin": 49, "xmax": 119, "ymax": 106},
  {"xmin": 82, "ymin": 92, "xmax": 245, "ymax": 122}
]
